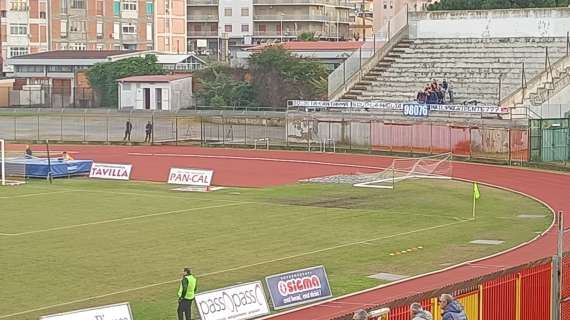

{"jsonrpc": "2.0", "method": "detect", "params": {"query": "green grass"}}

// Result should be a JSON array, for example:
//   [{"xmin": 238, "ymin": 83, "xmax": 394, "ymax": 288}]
[{"xmin": 0, "ymin": 179, "xmax": 551, "ymax": 320}]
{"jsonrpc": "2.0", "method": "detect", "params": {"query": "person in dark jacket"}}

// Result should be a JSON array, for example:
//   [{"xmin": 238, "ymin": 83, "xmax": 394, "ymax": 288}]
[
  {"xmin": 439, "ymin": 294, "xmax": 467, "ymax": 320},
  {"xmin": 144, "ymin": 121, "xmax": 153, "ymax": 143},
  {"xmin": 123, "ymin": 120, "xmax": 133, "ymax": 141}
]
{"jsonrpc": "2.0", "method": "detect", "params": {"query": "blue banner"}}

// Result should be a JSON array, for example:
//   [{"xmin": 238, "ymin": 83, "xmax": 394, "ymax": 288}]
[{"xmin": 265, "ymin": 266, "xmax": 332, "ymax": 310}]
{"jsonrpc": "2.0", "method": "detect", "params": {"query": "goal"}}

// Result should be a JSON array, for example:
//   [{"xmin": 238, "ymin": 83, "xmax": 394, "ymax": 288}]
[
  {"xmin": 353, "ymin": 153, "xmax": 453, "ymax": 189},
  {"xmin": 0, "ymin": 139, "xmax": 27, "ymax": 186}
]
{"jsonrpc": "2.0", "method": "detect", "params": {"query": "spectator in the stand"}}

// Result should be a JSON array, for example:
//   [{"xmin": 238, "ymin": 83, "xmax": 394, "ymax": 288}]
[
  {"xmin": 25, "ymin": 145, "xmax": 32, "ymax": 158},
  {"xmin": 411, "ymin": 303, "xmax": 433, "ymax": 320},
  {"xmin": 416, "ymin": 90, "xmax": 427, "ymax": 104},
  {"xmin": 352, "ymin": 309, "xmax": 369, "ymax": 320},
  {"xmin": 442, "ymin": 79, "xmax": 453, "ymax": 103},
  {"xmin": 427, "ymin": 89, "xmax": 439, "ymax": 104},
  {"xmin": 437, "ymin": 84, "xmax": 445, "ymax": 104},
  {"xmin": 439, "ymin": 294, "xmax": 467, "ymax": 320}
]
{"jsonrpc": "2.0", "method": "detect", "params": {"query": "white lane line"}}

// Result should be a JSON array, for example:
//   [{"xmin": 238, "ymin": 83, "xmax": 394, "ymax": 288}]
[
  {"xmin": 0, "ymin": 218, "xmax": 471, "ymax": 319},
  {"xmin": 128, "ymin": 152, "xmax": 387, "ymax": 171},
  {"xmin": 0, "ymin": 202, "xmax": 249, "ymax": 237},
  {"xmin": 0, "ymin": 190, "xmax": 77, "ymax": 199}
]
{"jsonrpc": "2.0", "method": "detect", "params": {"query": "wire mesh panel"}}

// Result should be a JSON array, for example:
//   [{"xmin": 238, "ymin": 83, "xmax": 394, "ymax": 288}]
[
  {"xmin": 38, "ymin": 115, "xmax": 64, "ymax": 141},
  {"xmin": 61, "ymin": 115, "xmax": 87, "ymax": 142},
  {"xmin": 14, "ymin": 115, "xmax": 39, "ymax": 141},
  {"xmin": 84, "ymin": 114, "xmax": 110, "ymax": 142}
]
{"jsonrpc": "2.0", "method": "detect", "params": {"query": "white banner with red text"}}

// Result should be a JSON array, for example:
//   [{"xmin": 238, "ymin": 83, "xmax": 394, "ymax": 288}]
[{"xmin": 168, "ymin": 168, "xmax": 214, "ymax": 187}]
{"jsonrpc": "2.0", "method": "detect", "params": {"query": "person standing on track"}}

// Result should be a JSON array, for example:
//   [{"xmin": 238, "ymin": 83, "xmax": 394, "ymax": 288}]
[
  {"xmin": 177, "ymin": 267, "xmax": 197, "ymax": 320},
  {"xmin": 144, "ymin": 120, "xmax": 153, "ymax": 143},
  {"xmin": 123, "ymin": 120, "xmax": 133, "ymax": 142}
]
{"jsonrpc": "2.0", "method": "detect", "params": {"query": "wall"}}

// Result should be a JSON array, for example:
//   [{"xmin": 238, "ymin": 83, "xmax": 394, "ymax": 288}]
[
  {"xmin": 409, "ymin": 8, "xmax": 570, "ymax": 39},
  {"xmin": 170, "ymin": 77, "xmax": 193, "ymax": 111}
]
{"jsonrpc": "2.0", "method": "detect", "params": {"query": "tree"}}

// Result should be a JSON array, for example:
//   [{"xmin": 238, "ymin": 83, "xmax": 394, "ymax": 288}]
[
  {"xmin": 298, "ymin": 32, "xmax": 317, "ymax": 41},
  {"xmin": 250, "ymin": 46, "xmax": 329, "ymax": 108},
  {"xmin": 194, "ymin": 63, "xmax": 256, "ymax": 108},
  {"xmin": 87, "ymin": 55, "xmax": 164, "ymax": 107}
]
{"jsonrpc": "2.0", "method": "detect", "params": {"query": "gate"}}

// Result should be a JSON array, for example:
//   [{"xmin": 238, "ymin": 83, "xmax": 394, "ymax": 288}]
[{"xmin": 541, "ymin": 127, "xmax": 569, "ymax": 162}]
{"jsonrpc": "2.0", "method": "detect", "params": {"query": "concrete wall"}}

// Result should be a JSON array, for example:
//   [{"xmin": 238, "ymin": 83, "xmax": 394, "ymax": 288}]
[
  {"xmin": 170, "ymin": 77, "xmax": 193, "ymax": 111},
  {"xmin": 409, "ymin": 8, "xmax": 570, "ymax": 39}
]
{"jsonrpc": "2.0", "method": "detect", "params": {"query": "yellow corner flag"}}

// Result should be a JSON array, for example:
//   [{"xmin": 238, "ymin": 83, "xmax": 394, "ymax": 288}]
[{"xmin": 473, "ymin": 182, "xmax": 481, "ymax": 200}]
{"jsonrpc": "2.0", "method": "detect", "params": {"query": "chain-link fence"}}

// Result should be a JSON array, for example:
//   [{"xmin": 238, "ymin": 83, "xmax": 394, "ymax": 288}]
[{"xmin": 0, "ymin": 109, "xmax": 532, "ymax": 163}]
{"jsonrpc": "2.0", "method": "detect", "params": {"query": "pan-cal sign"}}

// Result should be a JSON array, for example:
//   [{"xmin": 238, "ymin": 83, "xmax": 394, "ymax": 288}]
[
  {"xmin": 265, "ymin": 265, "xmax": 332, "ymax": 310},
  {"xmin": 168, "ymin": 168, "xmax": 213, "ymax": 187},
  {"xmin": 89, "ymin": 163, "xmax": 132, "ymax": 181}
]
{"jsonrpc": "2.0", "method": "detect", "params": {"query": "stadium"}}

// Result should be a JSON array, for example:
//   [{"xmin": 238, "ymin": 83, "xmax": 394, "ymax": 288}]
[{"xmin": 1, "ymin": 2, "xmax": 570, "ymax": 320}]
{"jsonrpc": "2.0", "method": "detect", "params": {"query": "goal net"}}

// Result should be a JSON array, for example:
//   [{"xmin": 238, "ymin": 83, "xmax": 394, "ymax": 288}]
[
  {"xmin": 1, "ymin": 140, "xmax": 27, "ymax": 186},
  {"xmin": 353, "ymin": 153, "xmax": 453, "ymax": 189}
]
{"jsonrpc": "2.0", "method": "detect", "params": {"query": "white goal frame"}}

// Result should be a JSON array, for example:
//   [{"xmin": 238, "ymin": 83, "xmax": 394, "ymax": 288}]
[{"xmin": 353, "ymin": 153, "xmax": 453, "ymax": 189}]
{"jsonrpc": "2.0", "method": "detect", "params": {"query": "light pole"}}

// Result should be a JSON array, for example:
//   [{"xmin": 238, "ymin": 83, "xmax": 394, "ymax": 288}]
[
  {"xmin": 280, "ymin": 13, "xmax": 284, "ymax": 42},
  {"xmin": 362, "ymin": 0, "xmax": 366, "ymax": 42}
]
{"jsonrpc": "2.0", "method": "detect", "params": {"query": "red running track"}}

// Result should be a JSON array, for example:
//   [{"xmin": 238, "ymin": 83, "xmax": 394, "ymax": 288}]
[{"xmin": 19, "ymin": 144, "xmax": 570, "ymax": 320}]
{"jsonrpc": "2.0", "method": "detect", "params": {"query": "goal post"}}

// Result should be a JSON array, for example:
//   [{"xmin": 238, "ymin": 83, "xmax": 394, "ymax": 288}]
[
  {"xmin": 0, "ymin": 139, "xmax": 27, "ymax": 186},
  {"xmin": 353, "ymin": 153, "xmax": 453, "ymax": 189}
]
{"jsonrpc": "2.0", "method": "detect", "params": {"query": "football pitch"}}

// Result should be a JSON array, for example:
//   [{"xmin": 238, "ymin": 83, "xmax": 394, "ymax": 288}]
[{"xmin": 0, "ymin": 178, "xmax": 551, "ymax": 320}]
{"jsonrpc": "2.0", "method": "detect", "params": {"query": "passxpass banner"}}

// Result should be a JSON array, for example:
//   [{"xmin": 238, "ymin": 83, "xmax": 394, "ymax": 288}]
[
  {"xmin": 89, "ymin": 163, "xmax": 132, "ymax": 181},
  {"xmin": 40, "ymin": 302, "xmax": 133, "ymax": 320},
  {"xmin": 168, "ymin": 168, "xmax": 213, "ymax": 187},
  {"xmin": 195, "ymin": 281, "xmax": 270, "ymax": 320},
  {"xmin": 265, "ymin": 265, "xmax": 332, "ymax": 310}
]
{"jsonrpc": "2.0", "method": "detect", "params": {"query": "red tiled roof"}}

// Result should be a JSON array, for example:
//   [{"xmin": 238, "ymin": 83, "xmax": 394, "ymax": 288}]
[
  {"xmin": 247, "ymin": 41, "xmax": 363, "ymax": 52},
  {"xmin": 118, "ymin": 74, "xmax": 192, "ymax": 83},
  {"xmin": 13, "ymin": 50, "xmax": 140, "ymax": 60}
]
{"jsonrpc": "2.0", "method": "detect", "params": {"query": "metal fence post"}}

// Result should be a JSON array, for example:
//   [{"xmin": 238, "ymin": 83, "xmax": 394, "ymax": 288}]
[
  {"xmin": 106, "ymin": 110, "xmax": 110, "ymax": 144},
  {"xmin": 13, "ymin": 116, "xmax": 17, "ymax": 141},
  {"xmin": 175, "ymin": 116, "xmax": 179, "ymax": 145},
  {"xmin": 36, "ymin": 110, "xmax": 40, "ymax": 141},
  {"xmin": 83, "ymin": 110, "xmax": 86, "ymax": 142},
  {"xmin": 151, "ymin": 112, "xmax": 155, "ymax": 145},
  {"xmin": 60, "ymin": 110, "xmax": 63, "ymax": 142}
]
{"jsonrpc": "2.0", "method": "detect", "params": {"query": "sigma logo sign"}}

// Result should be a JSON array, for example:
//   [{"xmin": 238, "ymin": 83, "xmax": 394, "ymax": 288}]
[
  {"xmin": 89, "ymin": 163, "xmax": 132, "ymax": 181},
  {"xmin": 265, "ymin": 266, "xmax": 332, "ymax": 310},
  {"xmin": 168, "ymin": 168, "xmax": 213, "ymax": 187},
  {"xmin": 195, "ymin": 281, "xmax": 270, "ymax": 320},
  {"xmin": 39, "ymin": 302, "xmax": 133, "ymax": 320}
]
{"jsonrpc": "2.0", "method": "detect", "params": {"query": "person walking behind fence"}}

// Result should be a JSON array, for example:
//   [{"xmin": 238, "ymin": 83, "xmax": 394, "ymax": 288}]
[
  {"xmin": 439, "ymin": 294, "xmax": 467, "ymax": 320},
  {"xmin": 123, "ymin": 120, "xmax": 133, "ymax": 142},
  {"xmin": 177, "ymin": 267, "xmax": 197, "ymax": 320},
  {"xmin": 411, "ymin": 302, "xmax": 433, "ymax": 320},
  {"xmin": 144, "ymin": 121, "xmax": 153, "ymax": 143}
]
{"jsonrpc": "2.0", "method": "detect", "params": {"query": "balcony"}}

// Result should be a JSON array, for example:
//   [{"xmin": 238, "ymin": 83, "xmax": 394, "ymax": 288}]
[
  {"xmin": 188, "ymin": 0, "xmax": 219, "ymax": 6},
  {"xmin": 254, "ymin": 15, "xmax": 350, "ymax": 23},
  {"xmin": 187, "ymin": 31, "xmax": 219, "ymax": 37},
  {"xmin": 253, "ymin": 0, "xmax": 352, "ymax": 8},
  {"xmin": 187, "ymin": 15, "xmax": 219, "ymax": 22},
  {"xmin": 252, "ymin": 31, "xmax": 299, "ymax": 38}
]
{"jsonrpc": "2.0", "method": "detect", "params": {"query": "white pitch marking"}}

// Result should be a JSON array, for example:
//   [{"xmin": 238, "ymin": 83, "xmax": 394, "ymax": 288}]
[
  {"xmin": 0, "ymin": 218, "xmax": 471, "ymax": 319},
  {"xmin": 0, "ymin": 202, "xmax": 249, "ymax": 237},
  {"xmin": 0, "ymin": 190, "xmax": 77, "ymax": 199}
]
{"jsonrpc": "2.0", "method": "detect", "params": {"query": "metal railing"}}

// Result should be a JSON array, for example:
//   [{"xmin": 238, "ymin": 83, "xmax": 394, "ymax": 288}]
[{"xmin": 327, "ymin": 5, "xmax": 409, "ymax": 100}]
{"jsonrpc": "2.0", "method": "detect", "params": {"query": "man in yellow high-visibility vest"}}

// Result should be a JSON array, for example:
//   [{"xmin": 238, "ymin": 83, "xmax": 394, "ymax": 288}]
[{"xmin": 178, "ymin": 267, "xmax": 197, "ymax": 320}]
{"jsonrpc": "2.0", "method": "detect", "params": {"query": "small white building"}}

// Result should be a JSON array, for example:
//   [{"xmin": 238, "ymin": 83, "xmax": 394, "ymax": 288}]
[{"xmin": 117, "ymin": 74, "xmax": 193, "ymax": 111}]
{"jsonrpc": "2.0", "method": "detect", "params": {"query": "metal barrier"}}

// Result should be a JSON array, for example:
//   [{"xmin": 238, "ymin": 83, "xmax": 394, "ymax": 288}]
[{"xmin": 254, "ymin": 138, "xmax": 270, "ymax": 150}]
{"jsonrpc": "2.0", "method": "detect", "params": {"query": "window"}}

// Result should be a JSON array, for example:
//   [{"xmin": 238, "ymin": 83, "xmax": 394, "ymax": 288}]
[
  {"xmin": 194, "ymin": 25, "xmax": 202, "ymax": 32},
  {"xmin": 147, "ymin": 23, "xmax": 152, "ymax": 41},
  {"xmin": 96, "ymin": 1, "xmax": 104, "ymax": 15},
  {"xmin": 383, "ymin": 1, "xmax": 387, "ymax": 9},
  {"xmin": 15, "ymin": 65, "xmax": 44, "ymax": 73},
  {"xmin": 122, "ymin": 23, "xmax": 136, "ymax": 34},
  {"xmin": 10, "ymin": 0, "xmax": 28, "ymax": 11},
  {"xmin": 9, "ymin": 47, "xmax": 28, "ymax": 58},
  {"xmin": 210, "ymin": 24, "xmax": 217, "ymax": 32},
  {"xmin": 165, "ymin": 0, "xmax": 170, "ymax": 14},
  {"xmin": 70, "ymin": 21, "xmax": 85, "ymax": 32},
  {"xmin": 224, "ymin": 24, "xmax": 232, "ymax": 32},
  {"xmin": 259, "ymin": 24, "xmax": 266, "ymax": 32},
  {"xmin": 70, "ymin": 0, "xmax": 86, "ymax": 9},
  {"xmin": 122, "ymin": 0, "xmax": 137, "ymax": 11},
  {"xmin": 40, "ymin": 11, "xmax": 46, "ymax": 19},
  {"xmin": 390, "ymin": 1, "xmax": 393, "ymax": 8},
  {"xmin": 241, "ymin": 8, "xmax": 249, "ymax": 17},
  {"xmin": 224, "ymin": 8, "xmax": 232, "ymax": 16},
  {"xmin": 113, "ymin": 0, "xmax": 120, "ymax": 16},
  {"xmin": 123, "ymin": 44, "xmax": 137, "ymax": 50},
  {"xmin": 60, "ymin": 20, "xmax": 68, "ymax": 38},
  {"xmin": 69, "ymin": 43, "xmax": 86, "ymax": 50},
  {"xmin": 48, "ymin": 65, "xmax": 73, "ymax": 72},
  {"xmin": 0, "ymin": 10, "xmax": 6, "ymax": 18},
  {"xmin": 10, "ymin": 24, "xmax": 27, "ymax": 35},
  {"xmin": 96, "ymin": 44, "xmax": 104, "ymax": 51},
  {"xmin": 97, "ymin": 22, "xmax": 103, "ymax": 38},
  {"xmin": 146, "ymin": 1, "xmax": 153, "ymax": 16},
  {"xmin": 241, "ymin": 24, "xmax": 249, "ymax": 32}
]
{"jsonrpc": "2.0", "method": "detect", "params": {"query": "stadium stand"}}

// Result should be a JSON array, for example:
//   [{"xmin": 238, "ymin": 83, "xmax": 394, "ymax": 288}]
[{"xmin": 344, "ymin": 37, "xmax": 568, "ymax": 105}]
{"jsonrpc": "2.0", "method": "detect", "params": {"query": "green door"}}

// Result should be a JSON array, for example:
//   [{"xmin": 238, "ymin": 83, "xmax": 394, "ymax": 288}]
[{"xmin": 541, "ymin": 128, "xmax": 569, "ymax": 162}]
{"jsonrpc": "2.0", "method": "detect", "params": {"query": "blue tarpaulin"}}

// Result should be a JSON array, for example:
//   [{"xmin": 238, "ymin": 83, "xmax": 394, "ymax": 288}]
[{"xmin": 5, "ymin": 157, "xmax": 93, "ymax": 178}]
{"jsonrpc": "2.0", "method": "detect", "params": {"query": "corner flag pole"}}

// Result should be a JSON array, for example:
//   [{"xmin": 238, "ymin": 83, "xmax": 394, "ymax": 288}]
[{"xmin": 473, "ymin": 182, "xmax": 480, "ymax": 219}]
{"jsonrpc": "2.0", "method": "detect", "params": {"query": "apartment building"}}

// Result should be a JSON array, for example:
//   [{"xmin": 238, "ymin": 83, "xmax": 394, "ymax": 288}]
[
  {"xmin": 50, "ymin": 0, "xmax": 154, "ymax": 51},
  {"xmin": 155, "ymin": 0, "xmax": 187, "ymax": 53},
  {"xmin": 373, "ymin": 0, "xmax": 431, "ymax": 32},
  {"xmin": 0, "ymin": 0, "xmax": 50, "ymax": 74},
  {"xmin": 187, "ymin": 0, "xmax": 352, "ymax": 55},
  {"xmin": 347, "ymin": 0, "xmax": 373, "ymax": 40}
]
